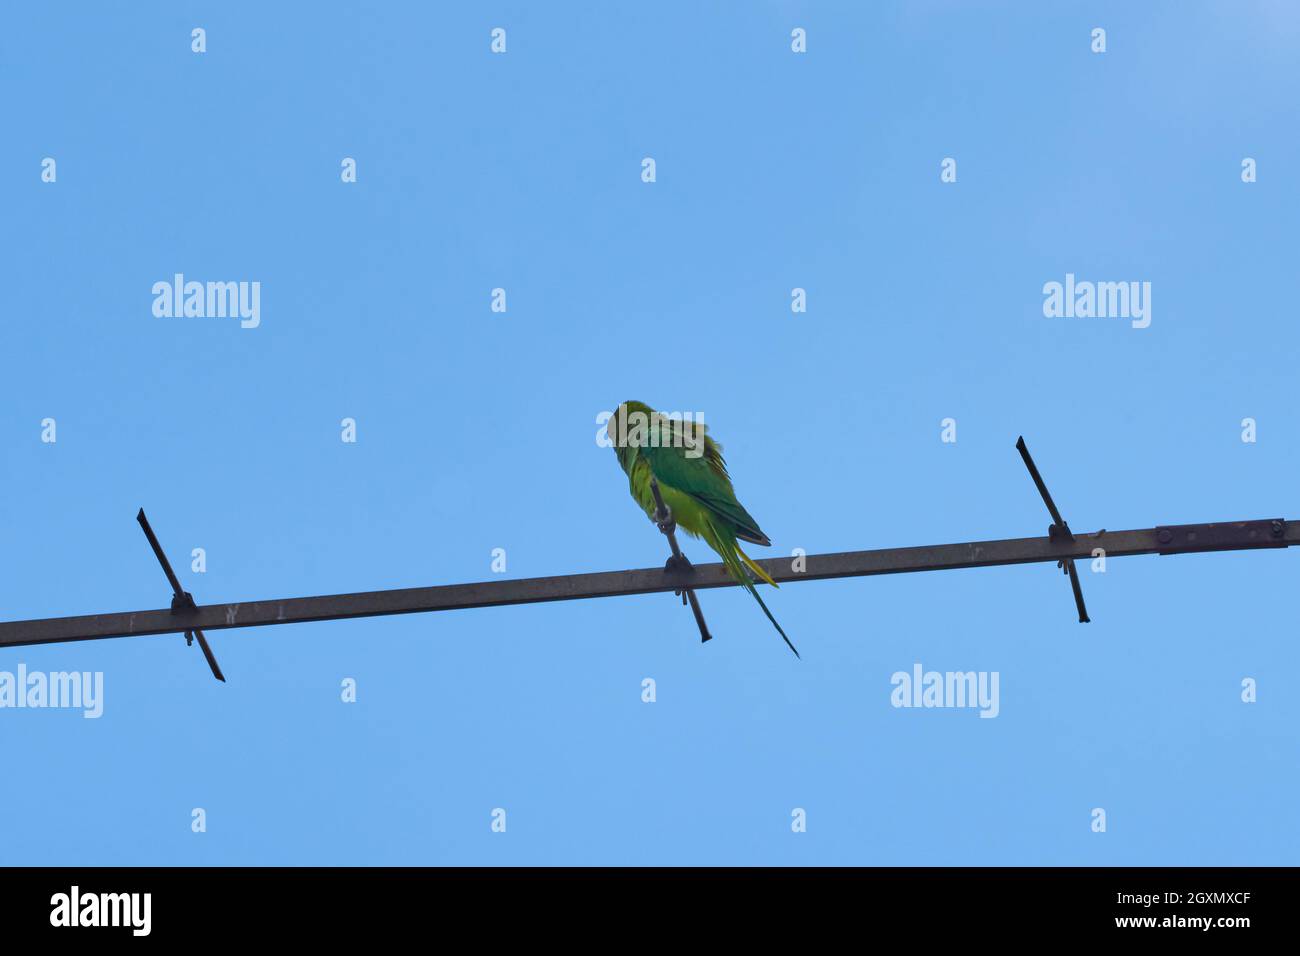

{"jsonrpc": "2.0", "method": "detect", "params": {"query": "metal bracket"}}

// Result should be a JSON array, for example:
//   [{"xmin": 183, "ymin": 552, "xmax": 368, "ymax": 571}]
[
  {"xmin": 1016, "ymin": 437, "xmax": 1090, "ymax": 624},
  {"xmin": 171, "ymin": 590, "xmax": 196, "ymax": 647},
  {"xmin": 1047, "ymin": 521, "xmax": 1075, "ymax": 544},
  {"xmin": 1155, "ymin": 519, "xmax": 1286, "ymax": 556},
  {"xmin": 138, "ymin": 509, "xmax": 226, "ymax": 682}
]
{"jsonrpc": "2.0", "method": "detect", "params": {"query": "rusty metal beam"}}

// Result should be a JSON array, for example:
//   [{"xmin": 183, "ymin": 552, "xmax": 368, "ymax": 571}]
[{"xmin": 0, "ymin": 518, "xmax": 1291, "ymax": 649}]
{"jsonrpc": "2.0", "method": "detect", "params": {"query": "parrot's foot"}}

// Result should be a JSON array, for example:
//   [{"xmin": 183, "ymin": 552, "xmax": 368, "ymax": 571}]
[
  {"xmin": 664, "ymin": 553, "xmax": 693, "ymax": 575},
  {"xmin": 665, "ymin": 553, "xmax": 693, "ymax": 599}
]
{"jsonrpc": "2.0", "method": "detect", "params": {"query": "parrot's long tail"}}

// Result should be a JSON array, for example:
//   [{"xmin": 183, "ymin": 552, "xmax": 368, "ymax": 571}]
[
  {"xmin": 736, "ymin": 543, "xmax": 778, "ymax": 588},
  {"xmin": 709, "ymin": 523, "xmax": 799, "ymax": 659}
]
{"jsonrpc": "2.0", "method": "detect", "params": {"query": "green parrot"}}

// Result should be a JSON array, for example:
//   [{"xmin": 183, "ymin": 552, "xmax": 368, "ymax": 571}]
[{"xmin": 608, "ymin": 401, "xmax": 798, "ymax": 657}]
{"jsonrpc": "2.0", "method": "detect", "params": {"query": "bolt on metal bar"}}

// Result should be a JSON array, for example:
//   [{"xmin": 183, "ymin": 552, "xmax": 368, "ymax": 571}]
[{"xmin": 0, "ymin": 518, "xmax": 1292, "ymax": 650}]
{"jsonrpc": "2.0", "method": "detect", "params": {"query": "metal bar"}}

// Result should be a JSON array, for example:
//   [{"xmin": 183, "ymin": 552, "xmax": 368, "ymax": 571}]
[
  {"xmin": 136, "ymin": 509, "xmax": 185, "ymax": 596},
  {"xmin": 137, "ymin": 508, "xmax": 226, "ymax": 681},
  {"xmin": 0, "ymin": 519, "xmax": 1291, "ymax": 649},
  {"xmin": 191, "ymin": 629, "xmax": 226, "ymax": 682},
  {"xmin": 1065, "ymin": 561, "xmax": 1090, "ymax": 623},
  {"xmin": 1014, "ymin": 437, "xmax": 1091, "ymax": 623},
  {"xmin": 1015, "ymin": 437, "xmax": 1066, "ymax": 527},
  {"xmin": 649, "ymin": 476, "xmax": 712, "ymax": 643}
]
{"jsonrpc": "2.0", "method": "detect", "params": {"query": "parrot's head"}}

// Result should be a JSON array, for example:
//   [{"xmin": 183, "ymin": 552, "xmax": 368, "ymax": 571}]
[{"xmin": 608, "ymin": 400, "xmax": 655, "ymax": 474}]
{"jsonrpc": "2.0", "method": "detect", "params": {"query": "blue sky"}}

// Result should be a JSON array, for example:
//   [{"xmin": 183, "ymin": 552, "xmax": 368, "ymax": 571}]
[{"xmin": 2, "ymin": 2, "xmax": 1298, "ymax": 865}]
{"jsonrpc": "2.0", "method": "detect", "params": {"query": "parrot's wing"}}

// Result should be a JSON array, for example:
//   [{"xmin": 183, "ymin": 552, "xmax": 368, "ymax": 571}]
[{"xmin": 640, "ymin": 442, "xmax": 771, "ymax": 546}]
